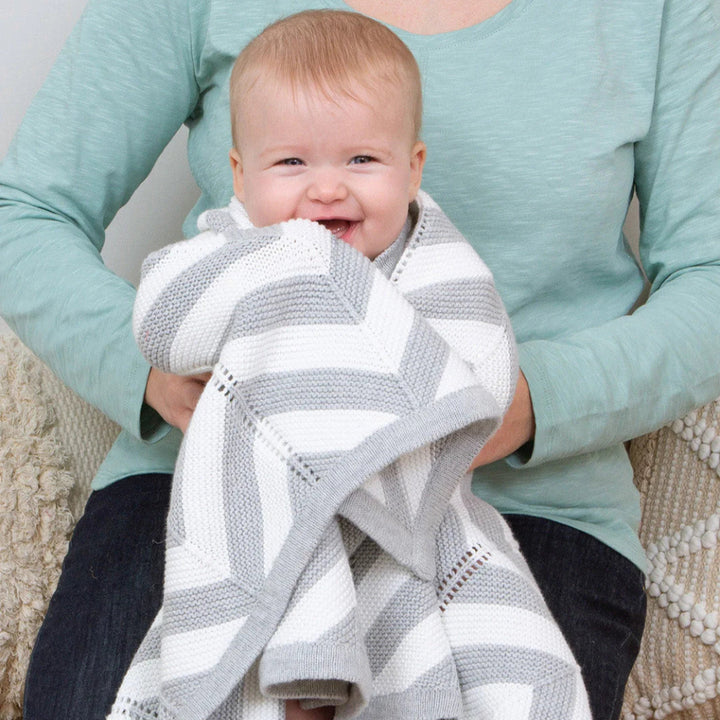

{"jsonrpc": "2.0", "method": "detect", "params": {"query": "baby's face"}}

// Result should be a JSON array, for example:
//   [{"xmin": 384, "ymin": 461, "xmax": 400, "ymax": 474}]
[{"xmin": 230, "ymin": 79, "xmax": 425, "ymax": 260}]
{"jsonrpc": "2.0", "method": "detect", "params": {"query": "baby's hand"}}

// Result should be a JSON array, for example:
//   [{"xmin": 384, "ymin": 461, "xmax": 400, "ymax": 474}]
[{"xmin": 144, "ymin": 367, "xmax": 211, "ymax": 433}]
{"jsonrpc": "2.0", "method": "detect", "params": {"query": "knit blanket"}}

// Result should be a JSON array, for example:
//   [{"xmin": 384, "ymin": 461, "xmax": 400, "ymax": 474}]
[{"xmin": 109, "ymin": 191, "xmax": 590, "ymax": 720}]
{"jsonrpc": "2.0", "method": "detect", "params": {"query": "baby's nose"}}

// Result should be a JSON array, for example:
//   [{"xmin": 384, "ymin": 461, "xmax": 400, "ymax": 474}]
[{"xmin": 307, "ymin": 169, "xmax": 349, "ymax": 203}]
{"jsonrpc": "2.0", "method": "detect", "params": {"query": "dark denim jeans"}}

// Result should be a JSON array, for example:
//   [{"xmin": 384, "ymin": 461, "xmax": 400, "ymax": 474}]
[
  {"xmin": 505, "ymin": 514, "xmax": 647, "ymax": 720},
  {"xmin": 24, "ymin": 474, "xmax": 645, "ymax": 720}
]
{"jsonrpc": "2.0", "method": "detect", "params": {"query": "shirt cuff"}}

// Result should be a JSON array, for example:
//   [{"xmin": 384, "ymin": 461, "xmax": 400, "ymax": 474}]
[{"xmin": 505, "ymin": 341, "xmax": 558, "ymax": 469}]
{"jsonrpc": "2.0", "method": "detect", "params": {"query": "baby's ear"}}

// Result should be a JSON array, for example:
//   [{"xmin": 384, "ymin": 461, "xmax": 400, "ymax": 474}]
[
  {"xmin": 408, "ymin": 141, "xmax": 427, "ymax": 201},
  {"xmin": 229, "ymin": 148, "xmax": 245, "ymax": 201}
]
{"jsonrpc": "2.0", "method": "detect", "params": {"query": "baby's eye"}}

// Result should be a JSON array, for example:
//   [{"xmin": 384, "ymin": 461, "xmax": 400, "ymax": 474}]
[
  {"xmin": 350, "ymin": 155, "xmax": 374, "ymax": 165},
  {"xmin": 279, "ymin": 158, "xmax": 304, "ymax": 166}
]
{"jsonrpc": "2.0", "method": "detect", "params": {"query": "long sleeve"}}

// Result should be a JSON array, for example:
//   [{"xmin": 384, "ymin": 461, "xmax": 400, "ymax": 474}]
[
  {"xmin": 0, "ymin": 0, "xmax": 201, "ymax": 435},
  {"xmin": 517, "ymin": 0, "xmax": 720, "ymax": 467}
]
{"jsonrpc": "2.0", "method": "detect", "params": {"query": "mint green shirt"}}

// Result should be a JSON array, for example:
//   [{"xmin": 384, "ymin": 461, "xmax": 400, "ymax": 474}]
[{"xmin": 1, "ymin": 0, "xmax": 719, "ymax": 569}]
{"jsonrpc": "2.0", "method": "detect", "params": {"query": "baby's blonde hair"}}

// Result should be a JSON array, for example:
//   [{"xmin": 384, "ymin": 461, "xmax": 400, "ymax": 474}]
[{"xmin": 229, "ymin": 10, "xmax": 422, "ymax": 148}]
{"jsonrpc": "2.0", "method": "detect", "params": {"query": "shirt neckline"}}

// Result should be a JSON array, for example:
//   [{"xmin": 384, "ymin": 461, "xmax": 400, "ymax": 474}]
[{"xmin": 320, "ymin": 0, "xmax": 535, "ymax": 46}]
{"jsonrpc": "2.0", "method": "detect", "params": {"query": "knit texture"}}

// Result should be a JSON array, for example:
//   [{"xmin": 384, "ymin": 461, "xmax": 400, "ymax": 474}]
[{"xmin": 109, "ymin": 191, "xmax": 589, "ymax": 720}]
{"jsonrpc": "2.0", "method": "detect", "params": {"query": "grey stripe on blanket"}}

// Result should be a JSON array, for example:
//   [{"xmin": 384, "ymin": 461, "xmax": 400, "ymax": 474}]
[{"xmin": 109, "ymin": 191, "xmax": 590, "ymax": 720}]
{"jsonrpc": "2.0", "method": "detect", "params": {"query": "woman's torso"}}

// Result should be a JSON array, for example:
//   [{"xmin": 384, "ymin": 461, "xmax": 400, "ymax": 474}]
[{"xmin": 110, "ymin": 0, "xmax": 665, "ymax": 568}]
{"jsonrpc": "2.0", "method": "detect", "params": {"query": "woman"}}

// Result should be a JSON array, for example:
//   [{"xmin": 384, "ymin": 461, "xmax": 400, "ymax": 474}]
[{"xmin": 1, "ymin": 0, "xmax": 719, "ymax": 718}]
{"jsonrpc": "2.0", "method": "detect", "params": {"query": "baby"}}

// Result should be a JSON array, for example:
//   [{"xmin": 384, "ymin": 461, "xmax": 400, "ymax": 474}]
[
  {"xmin": 227, "ymin": 17, "xmax": 424, "ymax": 716},
  {"xmin": 227, "ymin": 9, "xmax": 426, "ymax": 271},
  {"xmin": 111, "ymin": 10, "xmax": 590, "ymax": 720}
]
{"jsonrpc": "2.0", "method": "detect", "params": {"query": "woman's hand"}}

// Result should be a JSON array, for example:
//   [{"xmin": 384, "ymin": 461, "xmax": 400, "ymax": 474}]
[
  {"xmin": 470, "ymin": 371, "xmax": 535, "ymax": 469},
  {"xmin": 144, "ymin": 367, "xmax": 212, "ymax": 433}
]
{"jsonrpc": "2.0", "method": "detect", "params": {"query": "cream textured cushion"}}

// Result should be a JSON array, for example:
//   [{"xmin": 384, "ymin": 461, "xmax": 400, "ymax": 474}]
[
  {"xmin": 623, "ymin": 397, "xmax": 720, "ymax": 719},
  {"xmin": 0, "ymin": 336, "xmax": 119, "ymax": 720}
]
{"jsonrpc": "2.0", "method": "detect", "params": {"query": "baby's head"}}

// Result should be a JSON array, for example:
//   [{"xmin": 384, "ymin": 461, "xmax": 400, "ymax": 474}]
[{"xmin": 229, "ymin": 10, "xmax": 426, "ymax": 260}]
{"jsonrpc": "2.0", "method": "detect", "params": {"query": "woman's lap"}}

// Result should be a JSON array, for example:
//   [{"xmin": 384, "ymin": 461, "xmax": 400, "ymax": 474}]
[
  {"xmin": 23, "ymin": 474, "xmax": 645, "ymax": 720},
  {"xmin": 504, "ymin": 513, "xmax": 647, "ymax": 720},
  {"xmin": 23, "ymin": 473, "xmax": 171, "ymax": 720}
]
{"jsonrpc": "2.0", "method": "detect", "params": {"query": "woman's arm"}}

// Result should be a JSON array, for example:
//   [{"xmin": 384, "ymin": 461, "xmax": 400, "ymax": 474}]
[
  {"xmin": 514, "ymin": 0, "xmax": 720, "ymax": 468},
  {"xmin": 0, "ymin": 0, "xmax": 201, "ymax": 437}
]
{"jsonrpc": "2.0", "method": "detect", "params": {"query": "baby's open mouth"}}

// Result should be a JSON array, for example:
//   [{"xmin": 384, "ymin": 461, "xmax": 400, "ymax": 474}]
[{"xmin": 317, "ymin": 219, "xmax": 353, "ymax": 239}]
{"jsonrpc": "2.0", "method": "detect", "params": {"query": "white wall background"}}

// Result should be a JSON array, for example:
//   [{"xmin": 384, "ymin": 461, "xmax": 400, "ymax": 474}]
[
  {"xmin": 0, "ymin": 0, "xmax": 200, "ymax": 336},
  {"xmin": 0, "ymin": 0, "xmax": 640, "ymax": 338}
]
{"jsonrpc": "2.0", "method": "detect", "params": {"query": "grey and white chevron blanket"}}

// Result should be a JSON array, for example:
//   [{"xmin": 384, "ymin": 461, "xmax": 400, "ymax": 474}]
[{"xmin": 109, "ymin": 191, "xmax": 590, "ymax": 720}]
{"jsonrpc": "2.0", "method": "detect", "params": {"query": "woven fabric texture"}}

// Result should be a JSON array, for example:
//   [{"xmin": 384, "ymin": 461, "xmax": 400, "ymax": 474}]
[{"xmin": 623, "ymin": 396, "xmax": 720, "ymax": 719}]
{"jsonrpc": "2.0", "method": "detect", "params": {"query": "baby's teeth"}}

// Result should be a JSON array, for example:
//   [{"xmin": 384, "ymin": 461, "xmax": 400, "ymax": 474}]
[{"xmin": 320, "ymin": 219, "xmax": 350, "ymax": 237}]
